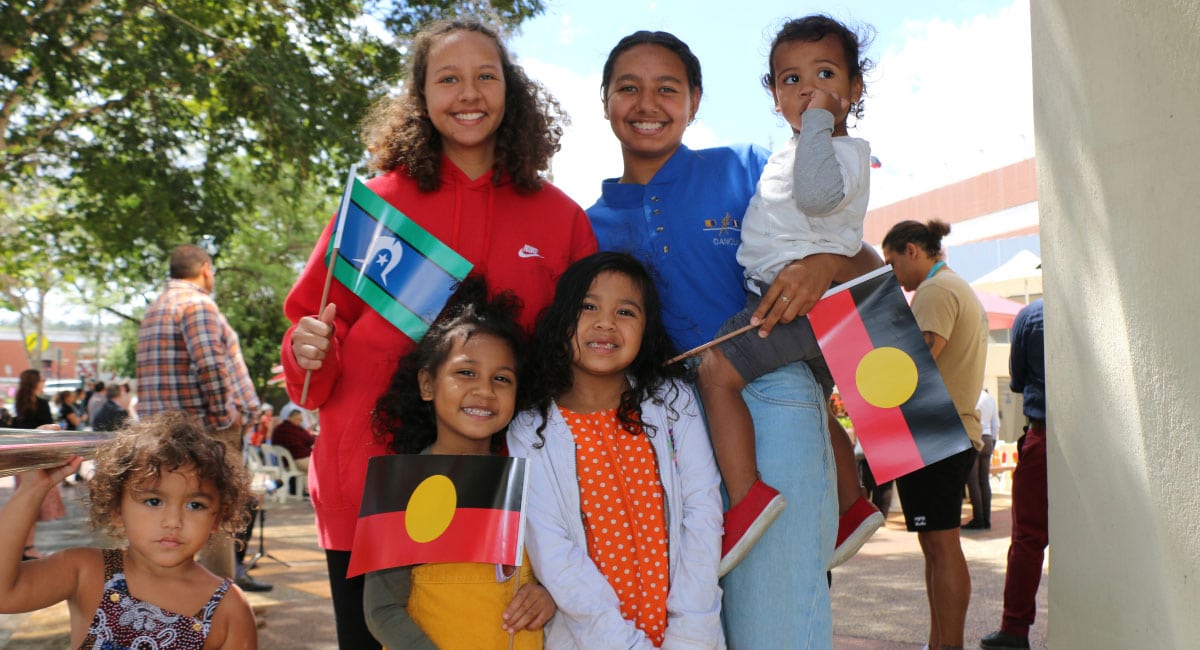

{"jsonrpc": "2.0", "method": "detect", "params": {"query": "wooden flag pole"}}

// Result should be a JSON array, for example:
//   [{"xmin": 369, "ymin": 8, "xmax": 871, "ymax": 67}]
[
  {"xmin": 507, "ymin": 567, "xmax": 522, "ymax": 650},
  {"xmin": 298, "ymin": 255, "xmax": 338, "ymax": 404},
  {"xmin": 664, "ymin": 322, "xmax": 758, "ymax": 366},
  {"xmin": 663, "ymin": 266, "xmax": 896, "ymax": 367},
  {"xmin": 300, "ymin": 166, "xmax": 357, "ymax": 404}
]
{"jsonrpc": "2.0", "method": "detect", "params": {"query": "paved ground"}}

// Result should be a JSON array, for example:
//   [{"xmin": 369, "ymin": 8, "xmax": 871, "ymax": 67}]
[{"xmin": 1, "ymin": 476, "xmax": 1047, "ymax": 649}]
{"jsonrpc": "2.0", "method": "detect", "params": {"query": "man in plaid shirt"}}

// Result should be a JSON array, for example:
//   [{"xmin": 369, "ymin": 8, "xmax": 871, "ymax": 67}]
[
  {"xmin": 136, "ymin": 244, "xmax": 267, "ymax": 588},
  {"xmin": 137, "ymin": 244, "xmax": 258, "ymax": 430}
]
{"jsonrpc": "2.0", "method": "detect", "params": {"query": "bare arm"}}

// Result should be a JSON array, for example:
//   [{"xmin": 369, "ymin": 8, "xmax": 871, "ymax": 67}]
[
  {"xmin": 0, "ymin": 458, "xmax": 83, "ymax": 614},
  {"xmin": 832, "ymin": 244, "xmax": 884, "ymax": 284},
  {"xmin": 214, "ymin": 586, "xmax": 258, "ymax": 649},
  {"xmin": 924, "ymin": 331, "xmax": 949, "ymax": 360}
]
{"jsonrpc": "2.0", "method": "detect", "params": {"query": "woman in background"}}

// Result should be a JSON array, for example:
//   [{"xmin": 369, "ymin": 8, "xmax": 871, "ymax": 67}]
[{"xmin": 11, "ymin": 369, "xmax": 67, "ymax": 560}]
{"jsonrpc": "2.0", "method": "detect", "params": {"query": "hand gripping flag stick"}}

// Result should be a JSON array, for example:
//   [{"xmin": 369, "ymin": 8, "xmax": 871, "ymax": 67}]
[
  {"xmin": 664, "ymin": 267, "xmax": 893, "ymax": 366},
  {"xmin": 300, "ymin": 166, "xmax": 357, "ymax": 404}
]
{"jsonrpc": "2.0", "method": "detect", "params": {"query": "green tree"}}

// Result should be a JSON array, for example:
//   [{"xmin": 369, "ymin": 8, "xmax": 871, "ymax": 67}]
[
  {"xmin": 213, "ymin": 160, "xmax": 337, "ymax": 397},
  {"xmin": 0, "ymin": 180, "xmax": 86, "ymax": 368},
  {"xmin": 103, "ymin": 313, "xmax": 141, "ymax": 379},
  {"xmin": 2, "ymin": 0, "xmax": 544, "ymax": 284}
]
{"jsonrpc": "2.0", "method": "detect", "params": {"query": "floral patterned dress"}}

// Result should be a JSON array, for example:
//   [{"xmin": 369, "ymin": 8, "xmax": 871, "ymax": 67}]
[{"xmin": 79, "ymin": 549, "xmax": 232, "ymax": 649}]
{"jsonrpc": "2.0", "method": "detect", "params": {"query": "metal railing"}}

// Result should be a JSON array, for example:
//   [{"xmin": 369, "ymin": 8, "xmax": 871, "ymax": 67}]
[{"xmin": 0, "ymin": 429, "xmax": 112, "ymax": 478}]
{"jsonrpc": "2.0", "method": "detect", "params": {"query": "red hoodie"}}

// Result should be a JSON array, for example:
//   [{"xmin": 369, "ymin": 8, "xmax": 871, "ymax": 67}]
[{"xmin": 282, "ymin": 158, "xmax": 597, "ymax": 549}]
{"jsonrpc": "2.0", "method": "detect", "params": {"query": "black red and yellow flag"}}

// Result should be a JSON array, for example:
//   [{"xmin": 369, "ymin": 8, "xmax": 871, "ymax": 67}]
[
  {"xmin": 346, "ymin": 454, "xmax": 528, "ymax": 578},
  {"xmin": 808, "ymin": 267, "xmax": 971, "ymax": 483}
]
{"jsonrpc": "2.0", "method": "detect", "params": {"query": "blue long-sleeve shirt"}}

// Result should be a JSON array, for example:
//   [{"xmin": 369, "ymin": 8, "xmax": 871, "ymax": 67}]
[{"xmin": 1009, "ymin": 298, "xmax": 1045, "ymax": 420}]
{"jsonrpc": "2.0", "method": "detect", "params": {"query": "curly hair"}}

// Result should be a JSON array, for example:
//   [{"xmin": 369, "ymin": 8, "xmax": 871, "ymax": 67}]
[
  {"xmin": 372, "ymin": 277, "xmax": 526, "ymax": 455},
  {"xmin": 522, "ymin": 252, "xmax": 690, "ymax": 445},
  {"xmin": 361, "ymin": 17, "xmax": 566, "ymax": 194},
  {"xmin": 881, "ymin": 219, "xmax": 952, "ymax": 259},
  {"xmin": 762, "ymin": 14, "xmax": 875, "ymax": 120},
  {"xmin": 87, "ymin": 412, "xmax": 252, "ymax": 538}
]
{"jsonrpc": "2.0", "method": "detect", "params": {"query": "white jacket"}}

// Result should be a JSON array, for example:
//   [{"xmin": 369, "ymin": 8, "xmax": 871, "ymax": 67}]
[
  {"xmin": 508, "ymin": 380, "xmax": 725, "ymax": 649},
  {"xmin": 737, "ymin": 109, "xmax": 871, "ymax": 285}
]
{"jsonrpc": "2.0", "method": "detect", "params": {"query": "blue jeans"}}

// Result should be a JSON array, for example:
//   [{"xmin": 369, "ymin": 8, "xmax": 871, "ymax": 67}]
[{"xmin": 720, "ymin": 361, "xmax": 837, "ymax": 649}]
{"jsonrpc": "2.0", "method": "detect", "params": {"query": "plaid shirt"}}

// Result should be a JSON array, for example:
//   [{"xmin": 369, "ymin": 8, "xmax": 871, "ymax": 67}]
[{"xmin": 136, "ymin": 279, "xmax": 259, "ymax": 430}]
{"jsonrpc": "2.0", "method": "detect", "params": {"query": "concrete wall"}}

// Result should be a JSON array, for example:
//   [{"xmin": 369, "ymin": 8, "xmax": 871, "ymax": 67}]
[{"xmin": 1034, "ymin": 1, "xmax": 1200, "ymax": 646}]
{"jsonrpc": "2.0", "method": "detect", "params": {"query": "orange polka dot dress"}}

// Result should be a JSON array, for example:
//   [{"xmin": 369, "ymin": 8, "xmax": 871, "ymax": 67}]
[{"xmin": 562, "ymin": 406, "xmax": 670, "ymax": 647}]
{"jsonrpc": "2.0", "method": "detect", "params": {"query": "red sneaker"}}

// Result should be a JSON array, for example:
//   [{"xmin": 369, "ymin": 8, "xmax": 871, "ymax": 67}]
[
  {"xmin": 719, "ymin": 479, "xmax": 786, "ymax": 577},
  {"xmin": 830, "ymin": 495, "xmax": 884, "ymax": 568}
]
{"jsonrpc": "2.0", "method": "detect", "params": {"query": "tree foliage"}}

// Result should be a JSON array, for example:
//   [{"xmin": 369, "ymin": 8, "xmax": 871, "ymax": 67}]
[
  {"xmin": 0, "ymin": 179, "xmax": 87, "ymax": 368},
  {"xmin": 211, "ymin": 159, "xmax": 335, "ymax": 397},
  {"xmin": 2, "ymin": 0, "xmax": 543, "ymax": 283},
  {"xmin": 2, "ymin": 0, "xmax": 544, "ymax": 389}
]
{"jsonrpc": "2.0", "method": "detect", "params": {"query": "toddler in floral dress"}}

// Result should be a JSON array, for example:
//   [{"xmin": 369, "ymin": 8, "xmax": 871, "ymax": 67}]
[{"xmin": 0, "ymin": 412, "xmax": 257, "ymax": 649}]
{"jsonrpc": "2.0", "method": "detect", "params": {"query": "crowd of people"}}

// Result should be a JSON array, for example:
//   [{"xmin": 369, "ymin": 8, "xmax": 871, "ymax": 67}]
[{"xmin": 0, "ymin": 12, "xmax": 1049, "ymax": 650}]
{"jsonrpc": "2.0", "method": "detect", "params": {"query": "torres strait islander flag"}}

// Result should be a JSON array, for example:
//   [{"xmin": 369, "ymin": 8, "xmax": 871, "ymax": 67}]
[
  {"xmin": 808, "ymin": 266, "xmax": 971, "ymax": 484},
  {"xmin": 327, "ymin": 170, "xmax": 473, "ymax": 341},
  {"xmin": 346, "ymin": 455, "xmax": 529, "ymax": 578}
]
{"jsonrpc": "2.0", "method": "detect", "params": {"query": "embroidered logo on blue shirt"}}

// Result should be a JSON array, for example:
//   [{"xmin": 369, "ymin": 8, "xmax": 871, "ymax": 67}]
[{"xmin": 703, "ymin": 213, "xmax": 741, "ymax": 247}]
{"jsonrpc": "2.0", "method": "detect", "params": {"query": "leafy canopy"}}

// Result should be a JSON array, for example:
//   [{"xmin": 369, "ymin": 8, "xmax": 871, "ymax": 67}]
[
  {"xmin": 2, "ymin": 0, "xmax": 543, "ymax": 283},
  {"xmin": 3, "ymin": 0, "xmax": 544, "ymax": 389}
]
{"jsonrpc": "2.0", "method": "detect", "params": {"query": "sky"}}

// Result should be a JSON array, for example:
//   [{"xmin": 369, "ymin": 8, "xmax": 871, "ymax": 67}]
[{"xmin": 508, "ymin": 0, "xmax": 1034, "ymax": 209}]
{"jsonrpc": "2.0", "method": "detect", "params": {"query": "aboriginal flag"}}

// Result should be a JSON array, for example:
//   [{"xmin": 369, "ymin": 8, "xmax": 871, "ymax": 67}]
[
  {"xmin": 346, "ymin": 455, "xmax": 529, "ymax": 578},
  {"xmin": 808, "ymin": 267, "xmax": 971, "ymax": 483}
]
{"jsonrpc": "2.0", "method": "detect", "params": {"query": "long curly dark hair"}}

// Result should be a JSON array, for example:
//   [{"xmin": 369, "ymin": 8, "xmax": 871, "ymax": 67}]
[
  {"xmin": 361, "ymin": 17, "xmax": 566, "ymax": 194},
  {"xmin": 372, "ymin": 277, "xmax": 526, "ymax": 454},
  {"xmin": 523, "ymin": 252, "xmax": 689, "ymax": 445},
  {"xmin": 87, "ymin": 412, "xmax": 252, "ymax": 538}
]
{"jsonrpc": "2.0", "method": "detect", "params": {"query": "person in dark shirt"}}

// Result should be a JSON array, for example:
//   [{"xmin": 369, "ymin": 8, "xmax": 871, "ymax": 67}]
[
  {"xmin": 982, "ymin": 298, "xmax": 1046, "ymax": 650},
  {"xmin": 269, "ymin": 408, "xmax": 315, "ymax": 472},
  {"xmin": 91, "ymin": 384, "xmax": 130, "ymax": 432},
  {"xmin": 57, "ymin": 391, "xmax": 83, "ymax": 430}
]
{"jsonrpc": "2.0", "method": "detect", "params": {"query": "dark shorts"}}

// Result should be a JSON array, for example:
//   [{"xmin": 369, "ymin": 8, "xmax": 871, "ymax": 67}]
[
  {"xmin": 895, "ymin": 447, "xmax": 978, "ymax": 532},
  {"xmin": 715, "ymin": 290, "xmax": 834, "ymax": 398}
]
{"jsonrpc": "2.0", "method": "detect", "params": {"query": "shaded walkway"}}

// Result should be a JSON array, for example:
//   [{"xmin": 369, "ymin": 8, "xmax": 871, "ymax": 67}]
[{"xmin": 1, "ymin": 478, "xmax": 1047, "ymax": 648}]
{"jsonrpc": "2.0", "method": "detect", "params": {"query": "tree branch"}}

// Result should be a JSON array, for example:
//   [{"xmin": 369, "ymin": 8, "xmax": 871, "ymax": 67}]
[{"xmin": 101, "ymin": 305, "xmax": 140, "ymax": 325}]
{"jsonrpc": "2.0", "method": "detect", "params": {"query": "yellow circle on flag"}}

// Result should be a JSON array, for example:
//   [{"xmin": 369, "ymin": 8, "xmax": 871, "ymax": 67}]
[
  {"xmin": 855, "ymin": 347, "xmax": 919, "ymax": 408},
  {"xmin": 405, "ymin": 475, "xmax": 457, "ymax": 543}
]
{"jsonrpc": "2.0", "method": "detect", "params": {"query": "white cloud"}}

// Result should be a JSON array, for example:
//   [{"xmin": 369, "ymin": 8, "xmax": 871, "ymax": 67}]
[
  {"xmin": 521, "ymin": 58, "xmax": 614, "ymax": 208},
  {"xmin": 858, "ymin": 0, "xmax": 1034, "ymax": 207},
  {"xmin": 525, "ymin": 0, "xmax": 1034, "ymax": 211},
  {"xmin": 558, "ymin": 14, "xmax": 577, "ymax": 45}
]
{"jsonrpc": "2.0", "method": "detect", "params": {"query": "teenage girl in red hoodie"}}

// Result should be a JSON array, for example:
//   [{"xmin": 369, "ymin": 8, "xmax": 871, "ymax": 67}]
[{"xmin": 280, "ymin": 17, "xmax": 597, "ymax": 649}]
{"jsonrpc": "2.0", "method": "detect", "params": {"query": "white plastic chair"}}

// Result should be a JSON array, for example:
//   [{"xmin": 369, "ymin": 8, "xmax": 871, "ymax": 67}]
[
  {"xmin": 260, "ymin": 443, "xmax": 308, "ymax": 503},
  {"xmin": 244, "ymin": 445, "xmax": 283, "ymax": 497}
]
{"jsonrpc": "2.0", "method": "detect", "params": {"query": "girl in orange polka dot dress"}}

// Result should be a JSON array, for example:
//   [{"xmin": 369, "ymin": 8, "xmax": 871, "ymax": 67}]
[
  {"xmin": 509, "ymin": 252, "xmax": 726, "ymax": 649},
  {"xmin": 364, "ymin": 279, "xmax": 557, "ymax": 649}
]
